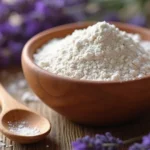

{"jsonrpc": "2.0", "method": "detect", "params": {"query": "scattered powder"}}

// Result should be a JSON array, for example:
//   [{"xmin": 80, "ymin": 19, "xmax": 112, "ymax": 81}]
[
  {"xmin": 34, "ymin": 21, "xmax": 150, "ymax": 81},
  {"xmin": 21, "ymin": 91, "xmax": 40, "ymax": 102},
  {"xmin": 0, "ymin": 141, "xmax": 6, "ymax": 148},
  {"xmin": 8, "ymin": 121, "xmax": 40, "ymax": 136},
  {"xmin": 0, "ymin": 71, "xmax": 40, "ymax": 102},
  {"xmin": 0, "ymin": 139, "xmax": 13, "ymax": 148}
]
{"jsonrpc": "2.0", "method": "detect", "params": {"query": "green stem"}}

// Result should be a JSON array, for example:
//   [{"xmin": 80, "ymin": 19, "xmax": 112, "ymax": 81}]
[
  {"xmin": 102, "ymin": 135, "xmax": 143, "ymax": 147},
  {"xmin": 103, "ymin": 143, "xmax": 119, "ymax": 147},
  {"xmin": 123, "ymin": 135, "xmax": 143, "ymax": 145}
]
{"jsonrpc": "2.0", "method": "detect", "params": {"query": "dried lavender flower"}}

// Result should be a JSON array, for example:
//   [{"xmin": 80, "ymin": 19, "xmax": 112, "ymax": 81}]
[
  {"xmin": 72, "ymin": 132, "xmax": 123, "ymax": 150},
  {"xmin": 129, "ymin": 133, "xmax": 150, "ymax": 150},
  {"xmin": 129, "ymin": 143, "xmax": 145, "ymax": 150},
  {"xmin": 142, "ymin": 133, "xmax": 150, "ymax": 147},
  {"xmin": 127, "ymin": 15, "xmax": 146, "ymax": 27}
]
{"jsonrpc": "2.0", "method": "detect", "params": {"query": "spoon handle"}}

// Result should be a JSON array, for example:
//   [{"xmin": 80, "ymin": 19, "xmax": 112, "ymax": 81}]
[{"xmin": 0, "ymin": 84, "xmax": 29, "ymax": 113}]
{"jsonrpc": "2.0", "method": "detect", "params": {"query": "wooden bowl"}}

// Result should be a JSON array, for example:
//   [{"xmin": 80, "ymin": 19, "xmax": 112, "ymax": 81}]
[{"xmin": 22, "ymin": 22, "xmax": 150, "ymax": 126}]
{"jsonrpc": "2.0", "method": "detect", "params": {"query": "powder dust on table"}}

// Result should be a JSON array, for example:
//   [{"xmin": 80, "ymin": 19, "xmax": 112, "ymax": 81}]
[
  {"xmin": 34, "ymin": 21, "xmax": 150, "ymax": 81},
  {"xmin": 0, "ymin": 71, "xmax": 40, "ymax": 102}
]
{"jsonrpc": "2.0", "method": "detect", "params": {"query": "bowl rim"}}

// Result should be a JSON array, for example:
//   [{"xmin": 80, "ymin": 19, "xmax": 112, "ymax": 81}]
[{"xmin": 22, "ymin": 21, "xmax": 150, "ymax": 85}]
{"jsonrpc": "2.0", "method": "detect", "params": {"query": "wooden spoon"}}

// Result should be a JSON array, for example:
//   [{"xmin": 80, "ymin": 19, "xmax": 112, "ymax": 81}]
[{"xmin": 0, "ymin": 84, "xmax": 51, "ymax": 144}]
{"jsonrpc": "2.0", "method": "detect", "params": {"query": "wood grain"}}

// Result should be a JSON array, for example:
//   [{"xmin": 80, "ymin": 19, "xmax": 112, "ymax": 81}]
[{"xmin": 0, "ymin": 67, "xmax": 150, "ymax": 150}]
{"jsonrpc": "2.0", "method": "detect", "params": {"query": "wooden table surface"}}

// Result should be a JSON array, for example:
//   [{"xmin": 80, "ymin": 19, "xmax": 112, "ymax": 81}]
[{"xmin": 0, "ymin": 67, "xmax": 150, "ymax": 150}]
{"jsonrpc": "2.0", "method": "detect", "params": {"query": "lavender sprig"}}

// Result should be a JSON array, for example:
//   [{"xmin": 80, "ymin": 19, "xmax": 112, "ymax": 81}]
[
  {"xmin": 129, "ymin": 133, "xmax": 150, "ymax": 150},
  {"xmin": 72, "ymin": 132, "xmax": 145, "ymax": 150},
  {"xmin": 72, "ymin": 132, "xmax": 123, "ymax": 150}
]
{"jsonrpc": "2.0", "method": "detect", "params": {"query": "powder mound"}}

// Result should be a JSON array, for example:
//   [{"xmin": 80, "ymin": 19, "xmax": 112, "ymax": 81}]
[{"xmin": 34, "ymin": 21, "xmax": 150, "ymax": 81}]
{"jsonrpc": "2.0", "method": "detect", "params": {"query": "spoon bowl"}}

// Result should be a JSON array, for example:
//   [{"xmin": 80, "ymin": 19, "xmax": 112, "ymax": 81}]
[
  {"xmin": 1, "ymin": 109, "xmax": 50, "ymax": 143},
  {"xmin": 0, "ymin": 84, "xmax": 51, "ymax": 143}
]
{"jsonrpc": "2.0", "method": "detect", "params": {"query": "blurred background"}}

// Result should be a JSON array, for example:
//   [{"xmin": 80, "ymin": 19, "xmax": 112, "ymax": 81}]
[{"xmin": 0, "ymin": 0, "xmax": 150, "ymax": 68}]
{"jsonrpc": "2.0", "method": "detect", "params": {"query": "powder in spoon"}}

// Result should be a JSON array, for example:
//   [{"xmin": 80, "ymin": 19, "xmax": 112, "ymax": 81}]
[{"xmin": 8, "ymin": 121, "xmax": 40, "ymax": 136}]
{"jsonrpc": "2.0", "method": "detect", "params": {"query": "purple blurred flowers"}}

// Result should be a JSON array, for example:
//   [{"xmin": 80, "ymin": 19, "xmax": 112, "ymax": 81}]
[
  {"xmin": 0, "ymin": 0, "xmax": 87, "ymax": 68},
  {"xmin": 104, "ymin": 12, "xmax": 120, "ymax": 22},
  {"xmin": 129, "ymin": 133, "xmax": 150, "ymax": 150},
  {"xmin": 72, "ymin": 132, "xmax": 123, "ymax": 150},
  {"xmin": 127, "ymin": 15, "xmax": 147, "ymax": 27},
  {"xmin": 72, "ymin": 132, "xmax": 150, "ymax": 150}
]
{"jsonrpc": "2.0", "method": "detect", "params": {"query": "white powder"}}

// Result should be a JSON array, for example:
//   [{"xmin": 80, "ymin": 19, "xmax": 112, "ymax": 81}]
[
  {"xmin": 0, "ymin": 71, "xmax": 40, "ymax": 102},
  {"xmin": 8, "ymin": 121, "xmax": 40, "ymax": 136},
  {"xmin": 140, "ymin": 41, "xmax": 150, "ymax": 52},
  {"xmin": 0, "ymin": 139, "xmax": 13, "ymax": 148},
  {"xmin": 21, "ymin": 91, "xmax": 40, "ymax": 102},
  {"xmin": 34, "ymin": 21, "xmax": 150, "ymax": 81},
  {"xmin": 0, "ymin": 140, "xmax": 6, "ymax": 148},
  {"xmin": 0, "ymin": 137, "xmax": 13, "ymax": 148}
]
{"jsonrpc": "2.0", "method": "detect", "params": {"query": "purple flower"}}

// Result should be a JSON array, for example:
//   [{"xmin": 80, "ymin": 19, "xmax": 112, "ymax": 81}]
[
  {"xmin": 9, "ymin": 0, "xmax": 34, "ymax": 13},
  {"xmin": 127, "ymin": 15, "xmax": 146, "ymax": 27},
  {"xmin": 0, "ymin": 0, "xmax": 87, "ymax": 68},
  {"xmin": 0, "ymin": 3, "xmax": 10, "ymax": 22},
  {"xmin": 35, "ymin": 1, "xmax": 53, "ymax": 16},
  {"xmin": 44, "ymin": 0, "xmax": 65, "ymax": 8},
  {"xmin": 8, "ymin": 41, "xmax": 24, "ymax": 52},
  {"xmin": 72, "ymin": 132, "xmax": 123, "ymax": 150},
  {"xmin": 142, "ymin": 133, "xmax": 150, "ymax": 147},
  {"xmin": 103, "ymin": 12, "xmax": 120, "ymax": 22},
  {"xmin": 35, "ymin": 1, "xmax": 47, "ymax": 13},
  {"xmin": 8, "ymin": 41, "xmax": 24, "ymax": 64},
  {"xmin": 129, "ymin": 133, "xmax": 150, "ymax": 150},
  {"xmin": 0, "ymin": 22, "xmax": 22, "ymax": 36},
  {"xmin": 24, "ymin": 20, "xmax": 42, "ymax": 38},
  {"xmin": 65, "ymin": 0, "xmax": 88, "ymax": 6},
  {"xmin": 128, "ymin": 143, "xmax": 144, "ymax": 150},
  {"xmin": 71, "ymin": 12, "xmax": 87, "ymax": 22}
]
